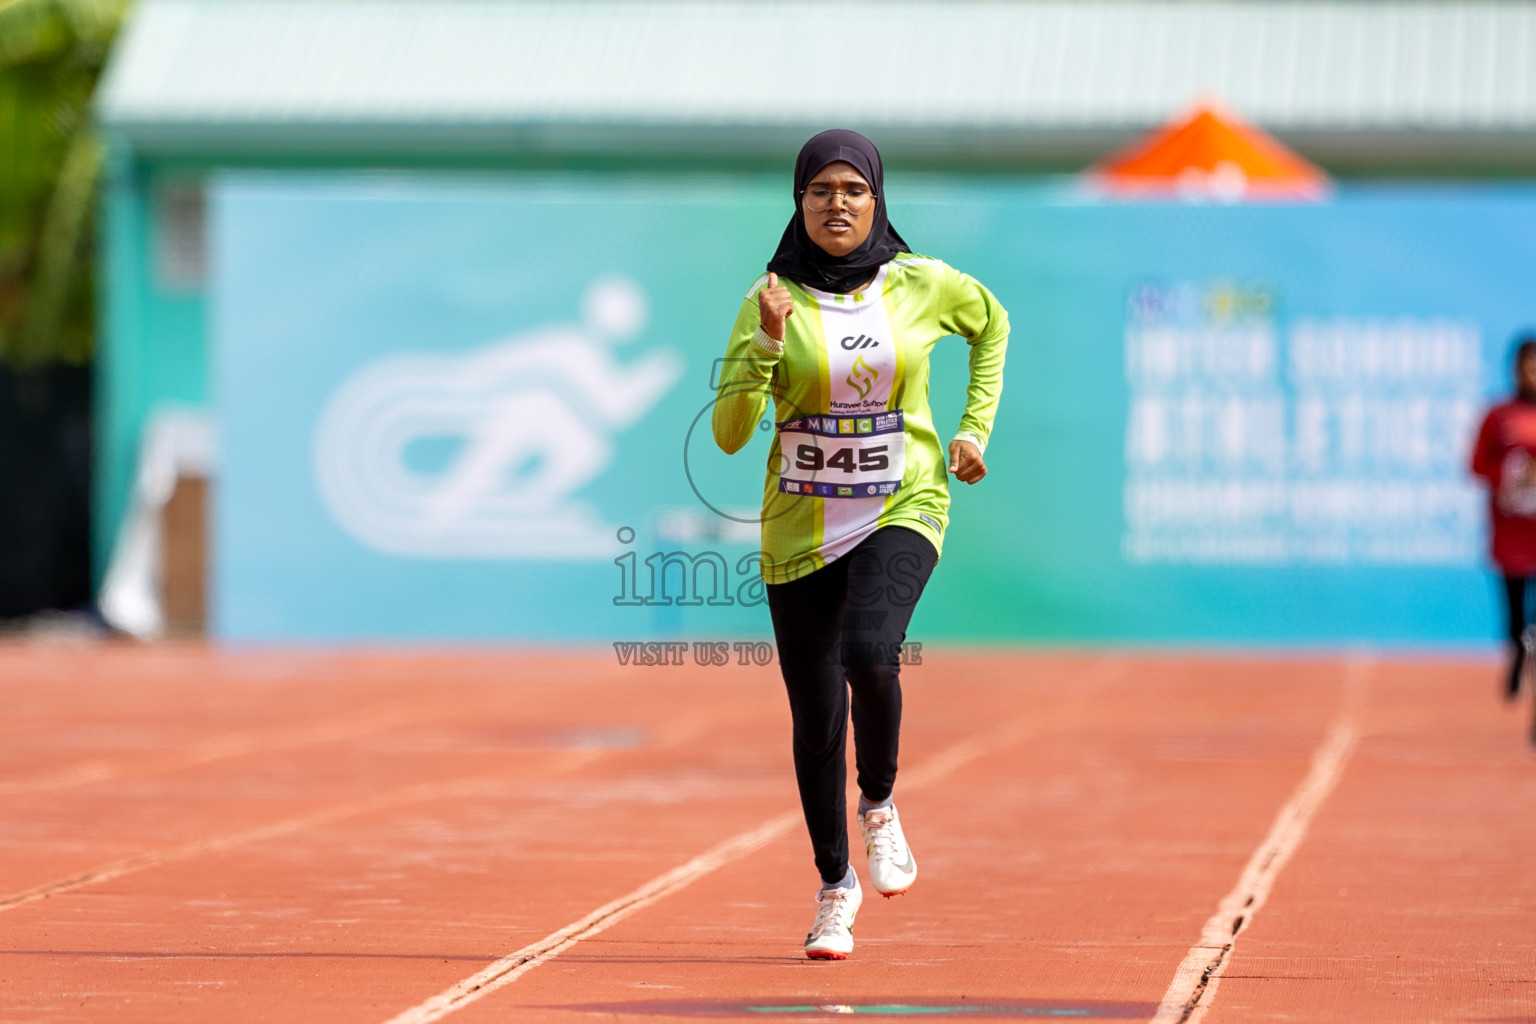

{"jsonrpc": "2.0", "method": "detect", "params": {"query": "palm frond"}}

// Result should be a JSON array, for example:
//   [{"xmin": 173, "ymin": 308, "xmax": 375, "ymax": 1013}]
[
  {"xmin": 0, "ymin": 0, "xmax": 127, "ymax": 366},
  {"xmin": 0, "ymin": 0, "xmax": 125, "ymax": 67},
  {"xmin": 15, "ymin": 130, "xmax": 99, "ymax": 365}
]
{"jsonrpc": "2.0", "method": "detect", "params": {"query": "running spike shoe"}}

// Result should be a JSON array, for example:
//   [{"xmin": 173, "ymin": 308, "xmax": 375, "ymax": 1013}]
[
  {"xmin": 860, "ymin": 804, "xmax": 918, "ymax": 897},
  {"xmin": 804, "ymin": 878, "xmax": 862, "ymax": 960}
]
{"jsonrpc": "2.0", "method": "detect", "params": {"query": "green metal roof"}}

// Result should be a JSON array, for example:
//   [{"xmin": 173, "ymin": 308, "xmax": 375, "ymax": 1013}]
[{"xmin": 97, "ymin": 1, "xmax": 1536, "ymax": 171}]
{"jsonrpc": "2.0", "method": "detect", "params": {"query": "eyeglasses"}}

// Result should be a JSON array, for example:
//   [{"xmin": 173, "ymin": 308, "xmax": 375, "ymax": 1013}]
[{"xmin": 800, "ymin": 187, "xmax": 875, "ymax": 214}]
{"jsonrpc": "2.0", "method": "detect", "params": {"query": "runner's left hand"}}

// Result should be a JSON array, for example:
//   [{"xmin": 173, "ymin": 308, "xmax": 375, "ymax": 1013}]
[{"xmin": 948, "ymin": 439, "xmax": 986, "ymax": 484}]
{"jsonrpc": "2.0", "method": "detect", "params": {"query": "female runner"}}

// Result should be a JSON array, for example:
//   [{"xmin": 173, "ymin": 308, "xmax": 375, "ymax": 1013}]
[{"xmin": 712, "ymin": 129, "xmax": 1009, "ymax": 959}]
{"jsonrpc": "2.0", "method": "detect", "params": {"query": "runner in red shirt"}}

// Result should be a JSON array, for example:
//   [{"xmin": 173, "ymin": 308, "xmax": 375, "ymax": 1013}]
[{"xmin": 1471, "ymin": 334, "xmax": 1536, "ymax": 724}]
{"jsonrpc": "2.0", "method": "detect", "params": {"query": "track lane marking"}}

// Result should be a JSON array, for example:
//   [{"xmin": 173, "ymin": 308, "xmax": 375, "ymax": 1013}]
[
  {"xmin": 381, "ymin": 657, "xmax": 1128, "ymax": 1024},
  {"xmin": 381, "ymin": 809, "xmax": 805, "ymax": 1024},
  {"xmin": 0, "ymin": 711, "xmax": 716, "ymax": 913},
  {"xmin": 1150, "ymin": 655, "xmax": 1372, "ymax": 1024},
  {"xmin": 0, "ymin": 665, "xmax": 635, "ymax": 796},
  {"xmin": 0, "ymin": 698, "xmax": 452, "ymax": 795},
  {"xmin": 0, "ymin": 751, "xmax": 604, "ymax": 913}
]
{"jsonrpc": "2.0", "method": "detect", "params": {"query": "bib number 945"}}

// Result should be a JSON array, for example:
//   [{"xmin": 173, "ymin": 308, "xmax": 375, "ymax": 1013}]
[
  {"xmin": 795, "ymin": 444, "xmax": 889, "ymax": 474},
  {"xmin": 776, "ymin": 411, "xmax": 905, "ymax": 499}
]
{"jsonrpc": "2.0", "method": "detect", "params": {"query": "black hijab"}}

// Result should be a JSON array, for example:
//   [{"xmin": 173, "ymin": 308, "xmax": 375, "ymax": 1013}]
[{"xmin": 766, "ymin": 129, "xmax": 910, "ymax": 294}]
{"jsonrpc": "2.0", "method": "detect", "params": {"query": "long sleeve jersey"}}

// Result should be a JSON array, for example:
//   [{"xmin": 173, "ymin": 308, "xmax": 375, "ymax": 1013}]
[{"xmin": 712, "ymin": 255, "xmax": 1008, "ymax": 584}]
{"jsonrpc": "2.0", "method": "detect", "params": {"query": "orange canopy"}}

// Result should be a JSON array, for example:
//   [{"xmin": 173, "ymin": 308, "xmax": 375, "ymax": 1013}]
[{"xmin": 1088, "ymin": 103, "xmax": 1329, "ymax": 201}]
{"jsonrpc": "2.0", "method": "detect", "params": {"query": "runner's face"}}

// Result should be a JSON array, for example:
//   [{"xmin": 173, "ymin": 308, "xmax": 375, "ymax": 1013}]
[
  {"xmin": 1519, "ymin": 353, "xmax": 1536, "ymax": 395},
  {"xmin": 802, "ymin": 162, "xmax": 875, "ymax": 258}
]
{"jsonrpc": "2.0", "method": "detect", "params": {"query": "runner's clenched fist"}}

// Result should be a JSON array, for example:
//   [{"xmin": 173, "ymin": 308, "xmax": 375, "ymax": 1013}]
[{"xmin": 948, "ymin": 439, "xmax": 987, "ymax": 484}]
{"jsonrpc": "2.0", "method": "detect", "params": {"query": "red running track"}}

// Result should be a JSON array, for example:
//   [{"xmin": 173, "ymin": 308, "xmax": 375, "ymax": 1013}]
[{"xmin": 0, "ymin": 644, "xmax": 1531, "ymax": 1023}]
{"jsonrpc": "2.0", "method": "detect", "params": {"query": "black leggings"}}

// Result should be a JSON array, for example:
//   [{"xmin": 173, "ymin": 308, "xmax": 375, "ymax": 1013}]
[
  {"xmin": 766, "ymin": 525, "xmax": 938, "ymax": 885},
  {"xmin": 1504, "ymin": 575, "xmax": 1530, "ymax": 645}
]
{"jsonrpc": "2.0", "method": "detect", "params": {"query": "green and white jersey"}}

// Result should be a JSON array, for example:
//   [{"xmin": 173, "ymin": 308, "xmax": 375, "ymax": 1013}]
[{"xmin": 713, "ymin": 255, "xmax": 1008, "ymax": 584}]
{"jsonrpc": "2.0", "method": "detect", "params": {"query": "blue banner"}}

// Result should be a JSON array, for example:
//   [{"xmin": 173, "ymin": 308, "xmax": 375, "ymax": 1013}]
[{"xmin": 212, "ymin": 175, "xmax": 1536, "ymax": 643}]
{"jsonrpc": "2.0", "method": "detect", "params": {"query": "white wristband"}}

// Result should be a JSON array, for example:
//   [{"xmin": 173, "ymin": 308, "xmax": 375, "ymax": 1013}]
[
  {"xmin": 752, "ymin": 325, "xmax": 785, "ymax": 356},
  {"xmin": 952, "ymin": 430, "xmax": 987, "ymax": 456}
]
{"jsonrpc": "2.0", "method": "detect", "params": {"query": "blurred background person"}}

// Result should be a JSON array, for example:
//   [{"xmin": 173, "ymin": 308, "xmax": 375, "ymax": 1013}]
[{"xmin": 1470, "ymin": 332, "xmax": 1536, "ymax": 731}]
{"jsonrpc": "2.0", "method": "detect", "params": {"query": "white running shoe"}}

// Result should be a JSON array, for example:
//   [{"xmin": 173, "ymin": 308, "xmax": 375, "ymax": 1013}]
[
  {"xmin": 860, "ymin": 804, "xmax": 918, "ymax": 896},
  {"xmin": 804, "ymin": 878, "xmax": 862, "ymax": 960}
]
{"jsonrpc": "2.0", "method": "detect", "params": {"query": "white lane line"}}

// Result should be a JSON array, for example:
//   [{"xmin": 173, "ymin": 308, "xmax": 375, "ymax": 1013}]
[
  {"xmin": 1, "ymin": 711, "xmax": 718, "ymax": 914},
  {"xmin": 0, "ymin": 698, "xmax": 444, "ymax": 795},
  {"xmin": 383, "ymin": 658, "xmax": 1128, "ymax": 1024},
  {"xmin": 381, "ymin": 809, "xmax": 804, "ymax": 1024},
  {"xmin": 0, "ymin": 750, "xmax": 606, "ymax": 913},
  {"xmin": 2, "ymin": 661, "xmax": 640, "ymax": 796},
  {"xmin": 1150, "ymin": 656, "xmax": 1372, "ymax": 1024}
]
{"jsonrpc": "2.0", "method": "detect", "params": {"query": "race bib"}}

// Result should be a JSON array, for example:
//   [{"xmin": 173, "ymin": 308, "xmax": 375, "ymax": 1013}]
[{"xmin": 777, "ymin": 412, "xmax": 905, "ymax": 498}]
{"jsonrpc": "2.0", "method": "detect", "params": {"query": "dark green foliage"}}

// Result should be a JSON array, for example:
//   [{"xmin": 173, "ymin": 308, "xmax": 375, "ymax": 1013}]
[{"xmin": 0, "ymin": 0, "xmax": 126, "ymax": 366}]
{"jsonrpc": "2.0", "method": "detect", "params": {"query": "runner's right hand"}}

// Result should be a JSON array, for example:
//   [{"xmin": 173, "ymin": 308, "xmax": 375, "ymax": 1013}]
[{"xmin": 759, "ymin": 272, "xmax": 794, "ymax": 341}]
